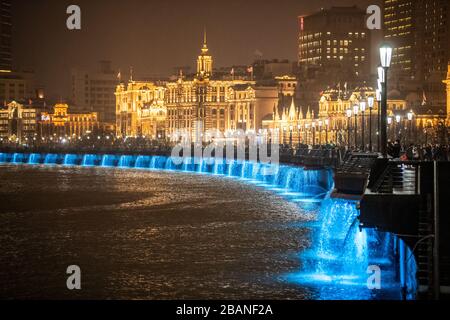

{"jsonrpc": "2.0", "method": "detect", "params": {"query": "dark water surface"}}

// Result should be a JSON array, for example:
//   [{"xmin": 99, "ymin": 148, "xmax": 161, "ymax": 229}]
[{"xmin": 0, "ymin": 165, "xmax": 318, "ymax": 299}]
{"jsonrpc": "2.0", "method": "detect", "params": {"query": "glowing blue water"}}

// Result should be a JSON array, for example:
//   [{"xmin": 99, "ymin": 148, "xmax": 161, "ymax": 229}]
[
  {"xmin": 44, "ymin": 154, "xmax": 59, "ymax": 165},
  {"xmin": 82, "ymin": 154, "xmax": 97, "ymax": 166},
  {"xmin": 28, "ymin": 154, "xmax": 41, "ymax": 164},
  {"xmin": 287, "ymin": 197, "xmax": 417, "ymax": 300},
  {"xmin": 118, "ymin": 155, "xmax": 135, "ymax": 168},
  {"xmin": 11, "ymin": 153, "xmax": 24, "ymax": 163},
  {"xmin": 63, "ymin": 154, "xmax": 79, "ymax": 166},
  {"xmin": 101, "ymin": 155, "xmax": 117, "ymax": 167},
  {"xmin": 0, "ymin": 153, "xmax": 417, "ymax": 299}
]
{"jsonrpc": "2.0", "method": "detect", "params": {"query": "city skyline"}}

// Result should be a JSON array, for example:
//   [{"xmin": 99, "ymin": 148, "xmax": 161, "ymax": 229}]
[{"xmin": 12, "ymin": 0, "xmax": 378, "ymax": 98}]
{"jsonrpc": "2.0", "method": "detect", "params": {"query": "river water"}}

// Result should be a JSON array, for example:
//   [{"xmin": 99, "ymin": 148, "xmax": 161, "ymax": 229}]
[
  {"xmin": 0, "ymin": 164, "xmax": 319, "ymax": 299},
  {"xmin": 0, "ymin": 153, "xmax": 417, "ymax": 300}
]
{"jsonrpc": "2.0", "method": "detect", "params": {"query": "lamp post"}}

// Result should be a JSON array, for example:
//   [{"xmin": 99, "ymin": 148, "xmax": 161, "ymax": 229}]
[
  {"xmin": 380, "ymin": 43, "xmax": 393, "ymax": 157},
  {"xmin": 297, "ymin": 124, "xmax": 301, "ymax": 146},
  {"xmin": 353, "ymin": 104, "xmax": 359, "ymax": 150},
  {"xmin": 325, "ymin": 118, "xmax": 329, "ymax": 145},
  {"xmin": 312, "ymin": 121, "xmax": 316, "ymax": 147},
  {"xmin": 387, "ymin": 116, "xmax": 393, "ymax": 141},
  {"xmin": 289, "ymin": 125, "xmax": 293, "ymax": 147},
  {"xmin": 318, "ymin": 120, "xmax": 323, "ymax": 145},
  {"xmin": 305, "ymin": 123, "xmax": 310, "ymax": 146},
  {"xmin": 346, "ymin": 109, "xmax": 352, "ymax": 149},
  {"xmin": 376, "ymin": 88, "xmax": 382, "ymax": 152},
  {"xmin": 368, "ymin": 96, "xmax": 374, "ymax": 152},
  {"xmin": 395, "ymin": 114, "xmax": 401, "ymax": 141},
  {"xmin": 360, "ymin": 100, "xmax": 366, "ymax": 151},
  {"xmin": 407, "ymin": 110, "xmax": 414, "ymax": 145}
]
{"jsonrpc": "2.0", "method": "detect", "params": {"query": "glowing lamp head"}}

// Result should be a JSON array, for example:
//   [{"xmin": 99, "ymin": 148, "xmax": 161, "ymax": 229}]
[
  {"xmin": 353, "ymin": 105, "xmax": 359, "ymax": 115},
  {"xmin": 387, "ymin": 117, "xmax": 393, "ymax": 125},
  {"xmin": 376, "ymin": 89, "xmax": 382, "ymax": 102},
  {"xmin": 325, "ymin": 119, "xmax": 330, "ymax": 126},
  {"xmin": 395, "ymin": 115, "xmax": 401, "ymax": 123},
  {"xmin": 407, "ymin": 110, "xmax": 414, "ymax": 121},
  {"xmin": 346, "ymin": 109, "xmax": 352, "ymax": 118},
  {"xmin": 359, "ymin": 101, "xmax": 366, "ymax": 112},
  {"xmin": 368, "ymin": 96, "xmax": 374, "ymax": 108},
  {"xmin": 380, "ymin": 43, "xmax": 393, "ymax": 68}
]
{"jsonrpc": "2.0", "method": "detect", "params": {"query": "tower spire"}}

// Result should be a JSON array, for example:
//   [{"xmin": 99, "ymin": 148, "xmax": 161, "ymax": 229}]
[
  {"xmin": 204, "ymin": 27, "xmax": 207, "ymax": 46},
  {"xmin": 201, "ymin": 27, "xmax": 209, "ymax": 54}
]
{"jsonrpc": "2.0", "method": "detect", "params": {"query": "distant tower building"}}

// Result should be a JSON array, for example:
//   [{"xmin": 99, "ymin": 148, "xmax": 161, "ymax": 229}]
[
  {"xmin": 384, "ymin": 0, "xmax": 450, "ymax": 105},
  {"xmin": 196, "ymin": 30, "xmax": 213, "ymax": 78},
  {"xmin": 297, "ymin": 6, "xmax": 370, "ymax": 84},
  {"xmin": 0, "ymin": 0, "xmax": 12, "ymax": 71}
]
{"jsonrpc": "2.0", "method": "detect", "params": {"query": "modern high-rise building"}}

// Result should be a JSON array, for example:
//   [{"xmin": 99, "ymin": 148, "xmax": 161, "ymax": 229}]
[
  {"xmin": 71, "ymin": 61, "xmax": 118, "ymax": 128},
  {"xmin": 0, "ymin": 0, "xmax": 12, "ymax": 72},
  {"xmin": 384, "ymin": 0, "xmax": 450, "ymax": 105},
  {"xmin": 298, "ymin": 6, "xmax": 371, "ymax": 84}
]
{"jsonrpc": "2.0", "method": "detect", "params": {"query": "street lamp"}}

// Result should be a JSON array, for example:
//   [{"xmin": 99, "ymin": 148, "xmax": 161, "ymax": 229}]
[
  {"xmin": 289, "ymin": 125, "xmax": 293, "ymax": 147},
  {"xmin": 368, "ymin": 96, "xmax": 375, "ymax": 151},
  {"xmin": 305, "ymin": 123, "xmax": 310, "ymax": 146},
  {"xmin": 407, "ymin": 110, "xmax": 414, "ymax": 144},
  {"xmin": 346, "ymin": 109, "xmax": 352, "ymax": 149},
  {"xmin": 312, "ymin": 121, "xmax": 316, "ymax": 146},
  {"xmin": 297, "ymin": 124, "xmax": 301, "ymax": 146},
  {"xmin": 387, "ymin": 116, "xmax": 393, "ymax": 140},
  {"xmin": 376, "ymin": 89, "xmax": 382, "ymax": 151},
  {"xmin": 380, "ymin": 43, "xmax": 393, "ymax": 157},
  {"xmin": 325, "ymin": 118, "xmax": 330, "ymax": 144},
  {"xmin": 395, "ymin": 114, "xmax": 401, "ymax": 141},
  {"xmin": 318, "ymin": 120, "xmax": 323, "ymax": 145},
  {"xmin": 353, "ymin": 104, "xmax": 359, "ymax": 149},
  {"xmin": 360, "ymin": 100, "xmax": 366, "ymax": 151}
]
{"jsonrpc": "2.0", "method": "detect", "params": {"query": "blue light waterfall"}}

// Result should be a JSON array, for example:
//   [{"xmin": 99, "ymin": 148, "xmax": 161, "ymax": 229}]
[{"xmin": 0, "ymin": 152, "xmax": 417, "ymax": 299}]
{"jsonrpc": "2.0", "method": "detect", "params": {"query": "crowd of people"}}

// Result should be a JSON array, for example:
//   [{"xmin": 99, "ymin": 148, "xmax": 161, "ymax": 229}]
[{"xmin": 387, "ymin": 139, "xmax": 450, "ymax": 161}]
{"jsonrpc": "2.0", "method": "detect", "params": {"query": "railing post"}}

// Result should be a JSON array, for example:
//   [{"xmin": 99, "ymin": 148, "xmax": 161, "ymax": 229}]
[{"xmin": 433, "ymin": 161, "xmax": 440, "ymax": 300}]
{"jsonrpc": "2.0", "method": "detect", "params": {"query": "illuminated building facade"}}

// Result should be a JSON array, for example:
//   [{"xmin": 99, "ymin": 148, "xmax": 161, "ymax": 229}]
[
  {"xmin": 0, "ymin": 101, "xmax": 37, "ymax": 142},
  {"xmin": 115, "ymin": 32, "xmax": 257, "ymax": 141},
  {"xmin": 317, "ymin": 87, "xmax": 405, "ymax": 146},
  {"xmin": 445, "ymin": 61, "xmax": 450, "ymax": 124},
  {"xmin": 262, "ymin": 97, "xmax": 316, "ymax": 145},
  {"xmin": 115, "ymin": 81, "xmax": 166, "ymax": 139},
  {"xmin": 318, "ymin": 85, "xmax": 448, "ymax": 146},
  {"xmin": 39, "ymin": 103, "xmax": 99, "ymax": 139}
]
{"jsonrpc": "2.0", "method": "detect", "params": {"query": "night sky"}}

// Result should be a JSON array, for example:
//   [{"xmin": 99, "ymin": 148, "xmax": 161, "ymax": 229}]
[{"xmin": 12, "ymin": 0, "xmax": 380, "ymax": 98}]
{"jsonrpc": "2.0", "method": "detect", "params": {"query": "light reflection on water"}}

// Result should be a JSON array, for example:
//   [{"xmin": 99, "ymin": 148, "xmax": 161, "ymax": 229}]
[{"xmin": 0, "ymin": 164, "xmax": 320, "ymax": 299}]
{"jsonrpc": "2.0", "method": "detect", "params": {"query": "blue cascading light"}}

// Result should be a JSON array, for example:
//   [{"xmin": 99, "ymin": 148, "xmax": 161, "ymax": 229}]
[
  {"xmin": 82, "ymin": 154, "xmax": 98, "ymax": 166},
  {"xmin": 28, "ymin": 154, "xmax": 42, "ymax": 164},
  {"xmin": 0, "ymin": 152, "xmax": 417, "ymax": 299},
  {"xmin": 101, "ymin": 155, "xmax": 118, "ymax": 167},
  {"xmin": 63, "ymin": 154, "xmax": 79, "ymax": 166},
  {"xmin": 44, "ymin": 154, "xmax": 58, "ymax": 165},
  {"xmin": 135, "ymin": 155, "xmax": 150, "ymax": 168},
  {"xmin": 118, "ymin": 155, "xmax": 135, "ymax": 168},
  {"xmin": 12, "ymin": 153, "xmax": 25, "ymax": 164},
  {"xmin": 286, "ymin": 196, "xmax": 418, "ymax": 300}
]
